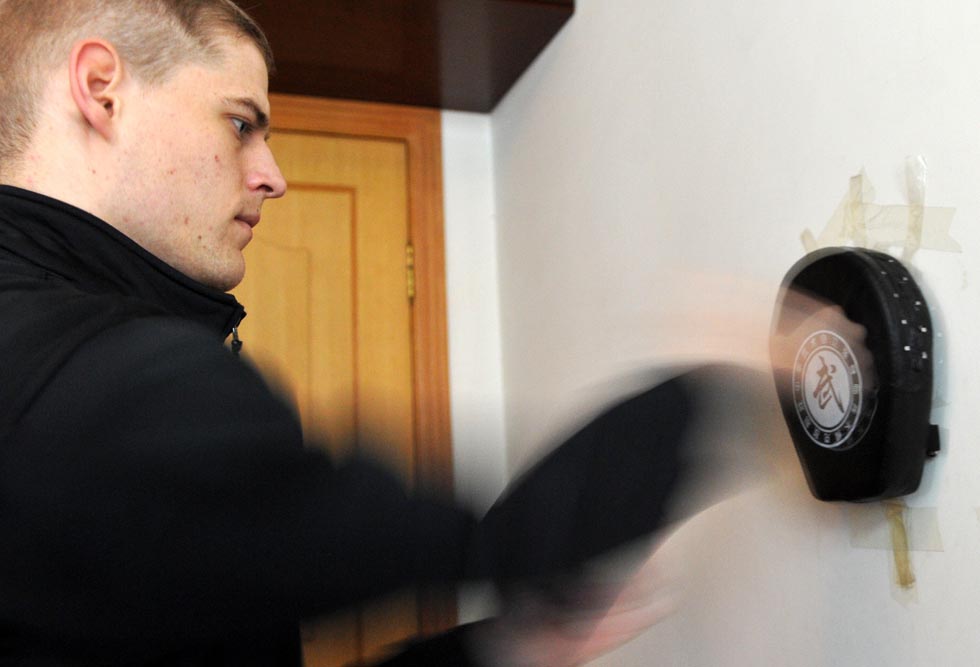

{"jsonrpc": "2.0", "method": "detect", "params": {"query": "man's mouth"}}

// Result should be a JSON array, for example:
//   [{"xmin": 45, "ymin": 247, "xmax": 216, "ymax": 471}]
[{"xmin": 235, "ymin": 213, "xmax": 261, "ymax": 228}]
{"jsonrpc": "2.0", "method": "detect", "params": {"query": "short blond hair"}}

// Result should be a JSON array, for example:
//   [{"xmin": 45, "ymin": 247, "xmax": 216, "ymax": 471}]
[{"xmin": 0, "ymin": 0, "xmax": 274, "ymax": 175}]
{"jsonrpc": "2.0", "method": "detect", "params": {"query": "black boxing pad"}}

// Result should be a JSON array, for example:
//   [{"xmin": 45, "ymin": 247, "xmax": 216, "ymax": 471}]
[{"xmin": 770, "ymin": 247, "xmax": 939, "ymax": 502}]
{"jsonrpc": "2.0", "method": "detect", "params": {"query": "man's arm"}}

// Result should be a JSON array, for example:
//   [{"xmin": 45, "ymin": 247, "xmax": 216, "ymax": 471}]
[{"xmin": 0, "ymin": 316, "xmax": 479, "ymax": 659}]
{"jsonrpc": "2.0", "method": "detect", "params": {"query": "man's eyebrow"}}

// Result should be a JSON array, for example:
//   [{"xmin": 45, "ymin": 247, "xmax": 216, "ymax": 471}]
[{"xmin": 224, "ymin": 97, "xmax": 271, "ymax": 136}]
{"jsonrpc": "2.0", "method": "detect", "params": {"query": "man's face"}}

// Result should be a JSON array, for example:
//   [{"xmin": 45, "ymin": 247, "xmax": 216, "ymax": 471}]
[{"xmin": 106, "ymin": 35, "xmax": 286, "ymax": 291}]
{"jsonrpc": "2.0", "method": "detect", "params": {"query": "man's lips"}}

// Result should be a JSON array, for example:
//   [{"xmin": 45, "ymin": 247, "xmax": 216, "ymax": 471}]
[{"xmin": 235, "ymin": 214, "xmax": 261, "ymax": 228}]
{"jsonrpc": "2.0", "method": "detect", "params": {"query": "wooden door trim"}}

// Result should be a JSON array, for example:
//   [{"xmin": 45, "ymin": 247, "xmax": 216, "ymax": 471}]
[{"xmin": 269, "ymin": 94, "xmax": 455, "ymax": 634}]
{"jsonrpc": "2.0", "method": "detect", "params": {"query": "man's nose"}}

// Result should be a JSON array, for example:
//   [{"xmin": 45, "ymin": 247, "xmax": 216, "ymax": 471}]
[{"xmin": 247, "ymin": 145, "xmax": 287, "ymax": 199}]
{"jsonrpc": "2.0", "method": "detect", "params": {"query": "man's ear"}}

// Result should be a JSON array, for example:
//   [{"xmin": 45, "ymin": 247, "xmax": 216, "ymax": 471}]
[{"xmin": 68, "ymin": 39, "xmax": 125, "ymax": 140}]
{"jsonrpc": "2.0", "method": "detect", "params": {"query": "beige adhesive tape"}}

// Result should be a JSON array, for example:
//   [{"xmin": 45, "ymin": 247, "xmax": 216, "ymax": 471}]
[
  {"xmin": 903, "ymin": 156, "xmax": 926, "ymax": 262},
  {"xmin": 802, "ymin": 161, "xmax": 960, "ymax": 258},
  {"xmin": 851, "ymin": 502, "xmax": 939, "ymax": 595},
  {"xmin": 847, "ymin": 504, "xmax": 943, "ymax": 552},
  {"xmin": 885, "ymin": 500, "xmax": 915, "ymax": 589}
]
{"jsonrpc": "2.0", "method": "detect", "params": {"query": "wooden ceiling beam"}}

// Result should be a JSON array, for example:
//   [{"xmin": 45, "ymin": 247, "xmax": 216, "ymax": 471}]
[{"xmin": 238, "ymin": 0, "xmax": 574, "ymax": 112}]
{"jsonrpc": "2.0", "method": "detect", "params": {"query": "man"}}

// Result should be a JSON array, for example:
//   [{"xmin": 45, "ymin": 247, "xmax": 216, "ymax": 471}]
[
  {"xmin": 0, "ymin": 1, "xmax": 489, "ymax": 663},
  {"xmin": 0, "ymin": 1, "xmax": 728, "ymax": 664},
  {"xmin": 0, "ymin": 0, "xmax": 286, "ymax": 290}
]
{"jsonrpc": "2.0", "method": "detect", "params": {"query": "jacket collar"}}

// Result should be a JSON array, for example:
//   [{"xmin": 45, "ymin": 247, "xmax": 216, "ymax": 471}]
[{"xmin": 0, "ymin": 185, "xmax": 245, "ymax": 338}]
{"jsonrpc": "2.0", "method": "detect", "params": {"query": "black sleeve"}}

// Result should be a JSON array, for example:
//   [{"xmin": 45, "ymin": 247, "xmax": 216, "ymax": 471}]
[
  {"xmin": 367, "ymin": 623, "xmax": 486, "ymax": 667},
  {"xmin": 475, "ymin": 364, "xmax": 771, "ymax": 589},
  {"xmin": 0, "ymin": 318, "xmax": 478, "ymax": 658},
  {"xmin": 475, "ymin": 371, "xmax": 694, "ymax": 587}
]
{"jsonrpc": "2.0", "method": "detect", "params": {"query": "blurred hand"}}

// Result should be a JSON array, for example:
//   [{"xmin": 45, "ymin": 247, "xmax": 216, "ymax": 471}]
[
  {"xmin": 770, "ymin": 287, "xmax": 875, "ymax": 390},
  {"xmin": 471, "ymin": 546, "xmax": 676, "ymax": 667}
]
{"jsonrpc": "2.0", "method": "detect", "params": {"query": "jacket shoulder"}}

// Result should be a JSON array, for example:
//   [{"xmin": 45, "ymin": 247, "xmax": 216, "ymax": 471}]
[{"xmin": 22, "ymin": 314, "xmax": 303, "ymax": 449}]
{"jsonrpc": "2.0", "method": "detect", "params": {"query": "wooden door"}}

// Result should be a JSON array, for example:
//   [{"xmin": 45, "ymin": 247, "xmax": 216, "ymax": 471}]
[{"xmin": 232, "ymin": 95, "xmax": 454, "ymax": 666}]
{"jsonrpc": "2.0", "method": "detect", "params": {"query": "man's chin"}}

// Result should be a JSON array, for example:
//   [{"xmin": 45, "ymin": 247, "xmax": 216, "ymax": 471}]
[
  {"xmin": 193, "ymin": 259, "xmax": 246, "ymax": 293},
  {"xmin": 214, "ymin": 270, "xmax": 246, "ymax": 293}
]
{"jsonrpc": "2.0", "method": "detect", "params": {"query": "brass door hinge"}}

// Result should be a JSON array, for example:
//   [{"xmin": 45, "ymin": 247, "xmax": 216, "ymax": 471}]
[{"xmin": 406, "ymin": 244, "xmax": 416, "ymax": 301}]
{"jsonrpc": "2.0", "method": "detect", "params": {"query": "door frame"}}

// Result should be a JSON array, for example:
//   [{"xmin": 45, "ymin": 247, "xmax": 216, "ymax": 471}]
[{"xmin": 269, "ymin": 93, "xmax": 456, "ymax": 635}]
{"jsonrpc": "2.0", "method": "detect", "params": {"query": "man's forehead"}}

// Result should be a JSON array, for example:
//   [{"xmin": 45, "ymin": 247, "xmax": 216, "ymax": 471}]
[
  {"xmin": 186, "ymin": 39, "xmax": 273, "ymax": 125},
  {"xmin": 204, "ymin": 36, "xmax": 271, "ymax": 101}
]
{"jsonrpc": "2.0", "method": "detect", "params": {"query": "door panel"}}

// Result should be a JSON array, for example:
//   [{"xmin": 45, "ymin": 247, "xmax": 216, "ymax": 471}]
[{"xmin": 233, "ymin": 129, "xmax": 420, "ymax": 666}]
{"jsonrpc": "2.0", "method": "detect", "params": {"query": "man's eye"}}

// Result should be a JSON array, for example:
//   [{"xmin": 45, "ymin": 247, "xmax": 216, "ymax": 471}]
[{"xmin": 231, "ymin": 117, "xmax": 253, "ymax": 137}]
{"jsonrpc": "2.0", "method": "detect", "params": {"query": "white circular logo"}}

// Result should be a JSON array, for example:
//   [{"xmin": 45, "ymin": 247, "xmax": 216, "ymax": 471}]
[{"xmin": 792, "ymin": 330, "xmax": 875, "ymax": 450}]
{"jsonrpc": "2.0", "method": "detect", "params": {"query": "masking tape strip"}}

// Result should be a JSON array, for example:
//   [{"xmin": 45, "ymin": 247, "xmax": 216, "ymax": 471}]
[
  {"xmin": 801, "ymin": 228, "xmax": 818, "ymax": 253},
  {"xmin": 802, "ymin": 163, "xmax": 960, "ymax": 256},
  {"xmin": 902, "ymin": 156, "xmax": 926, "ymax": 262},
  {"xmin": 847, "ymin": 504, "xmax": 943, "ymax": 552},
  {"xmin": 846, "ymin": 172, "xmax": 871, "ymax": 248},
  {"xmin": 885, "ymin": 500, "xmax": 915, "ymax": 589}
]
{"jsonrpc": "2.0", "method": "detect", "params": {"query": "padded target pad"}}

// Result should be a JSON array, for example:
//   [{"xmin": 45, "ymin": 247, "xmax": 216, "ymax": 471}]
[{"xmin": 770, "ymin": 247, "xmax": 939, "ymax": 502}]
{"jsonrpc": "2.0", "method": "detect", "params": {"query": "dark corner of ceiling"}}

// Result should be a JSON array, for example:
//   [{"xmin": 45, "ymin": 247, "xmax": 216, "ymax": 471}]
[{"xmin": 237, "ymin": 0, "xmax": 575, "ymax": 113}]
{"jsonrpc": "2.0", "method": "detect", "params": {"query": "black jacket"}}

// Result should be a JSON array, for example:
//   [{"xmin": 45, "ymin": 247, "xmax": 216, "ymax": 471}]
[
  {"xmin": 0, "ymin": 186, "xmax": 745, "ymax": 666},
  {"xmin": 0, "ymin": 186, "xmax": 479, "ymax": 665}
]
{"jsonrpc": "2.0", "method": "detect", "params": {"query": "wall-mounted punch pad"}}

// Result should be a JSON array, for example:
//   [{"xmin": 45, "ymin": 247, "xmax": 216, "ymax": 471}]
[{"xmin": 770, "ymin": 247, "xmax": 940, "ymax": 502}]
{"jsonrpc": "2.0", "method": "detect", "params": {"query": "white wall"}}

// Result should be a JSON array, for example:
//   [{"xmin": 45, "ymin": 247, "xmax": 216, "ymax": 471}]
[
  {"xmin": 442, "ymin": 111, "xmax": 509, "ymax": 624},
  {"xmin": 488, "ymin": 0, "xmax": 980, "ymax": 665},
  {"xmin": 441, "ymin": 111, "xmax": 508, "ymax": 514}
]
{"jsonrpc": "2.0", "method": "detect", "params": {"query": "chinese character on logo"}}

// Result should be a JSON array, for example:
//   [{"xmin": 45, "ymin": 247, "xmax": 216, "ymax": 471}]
[{"xmin": 813, "ymin": 355, "xmax": 844, "ymax": 413}]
